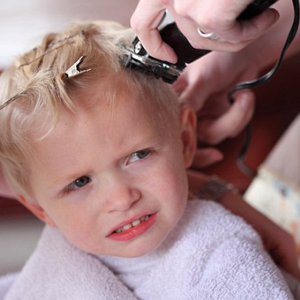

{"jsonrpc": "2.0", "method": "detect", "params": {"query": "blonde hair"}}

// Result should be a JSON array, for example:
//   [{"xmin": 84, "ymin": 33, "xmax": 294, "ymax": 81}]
[{"xmin": 0, "ymin": 21, "xmax": 180, "ymax": 198}]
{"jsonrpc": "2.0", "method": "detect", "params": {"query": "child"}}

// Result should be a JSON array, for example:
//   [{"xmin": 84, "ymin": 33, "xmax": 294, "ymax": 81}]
[{"xmin": 0, "ymin": 21, "xmax": 294, "ymax": 299}]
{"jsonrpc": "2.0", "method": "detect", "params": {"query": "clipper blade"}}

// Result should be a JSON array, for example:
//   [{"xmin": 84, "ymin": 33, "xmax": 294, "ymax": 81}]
[{"xmin": 121, "ymin": 47, "xmax": 183, "ymax": 84}]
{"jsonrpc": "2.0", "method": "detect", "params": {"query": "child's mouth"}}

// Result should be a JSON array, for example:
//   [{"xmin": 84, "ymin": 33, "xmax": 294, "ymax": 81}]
[
  {"xmin": 113, "ymin": 215, "xmax": 151, "ymax": 233},
  {"xmin": 108, "ymin": 213, "xmax": 157, "ymax": 242}
]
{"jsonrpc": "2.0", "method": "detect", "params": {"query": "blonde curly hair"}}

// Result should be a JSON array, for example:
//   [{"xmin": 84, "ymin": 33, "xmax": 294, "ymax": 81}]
[{"xmin": 0, "ymin": 21, "xmax": 179, "ymax": 198}]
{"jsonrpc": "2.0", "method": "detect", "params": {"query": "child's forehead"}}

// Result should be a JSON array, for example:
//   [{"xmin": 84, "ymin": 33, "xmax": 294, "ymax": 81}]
[
  {"xmin": 32, "ymin": 86, "xmax": 170, "ymax": 163},
  {"xmin": 64, "ymin": 75, "xmax": 181, "ymax": 139},
  {"xmin": 28, "ymin": 72, "xmax": 179, "ymax": 145},
  {"xmin": 75, "ymin": 77, "xmax": 162, "ymax": 117}
]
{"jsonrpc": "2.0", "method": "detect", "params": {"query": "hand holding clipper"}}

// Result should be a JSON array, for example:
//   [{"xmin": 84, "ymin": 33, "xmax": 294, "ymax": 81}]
[
  {"xmin": 131, "ymin": 0, "xmax": 279, "ymax": 63},
  {"xmin": 125, "ymin": 0, "xmax": 278, "ymax": 83}
]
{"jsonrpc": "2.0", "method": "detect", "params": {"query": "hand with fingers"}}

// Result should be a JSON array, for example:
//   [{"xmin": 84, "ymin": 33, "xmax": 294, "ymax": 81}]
[
  {"xmin": 131, "ymin": 0, "xmax": 299, "ymax": 170},
  {"xmin": 174, "ymin": 0, "xmax": 300, "ymax": 170},
  {"xmin": 173, "ymin": 48, "xmax": 258, "ymax": 169},
  {"xmin": 131, "ymin": 0, "xmax": 279, "ymax": 63}
]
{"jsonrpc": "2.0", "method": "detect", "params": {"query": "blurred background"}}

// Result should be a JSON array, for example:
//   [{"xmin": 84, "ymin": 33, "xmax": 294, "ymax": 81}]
[
  {"xmin": 0, "ymin": 202, "xmax": 43, "ymax": 276},
  {"xmin": 0, "ymin": 0, "xmax": 138, "ymax": 69}
]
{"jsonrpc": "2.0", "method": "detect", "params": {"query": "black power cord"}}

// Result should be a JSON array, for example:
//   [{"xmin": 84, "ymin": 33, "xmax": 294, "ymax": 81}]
[{"xmin": 229, "ymin": 0, "xmax": 300, "ymax": 178}]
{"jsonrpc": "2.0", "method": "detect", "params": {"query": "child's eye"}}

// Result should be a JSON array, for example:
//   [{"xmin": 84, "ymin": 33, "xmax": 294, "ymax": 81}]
[
  {"xmin": 128, "ymin": 149, "xmax": 150, "ymax": 163},
  {"xmin": 67, "ymin": 176, "xmax": 91, "ymax": 191}
]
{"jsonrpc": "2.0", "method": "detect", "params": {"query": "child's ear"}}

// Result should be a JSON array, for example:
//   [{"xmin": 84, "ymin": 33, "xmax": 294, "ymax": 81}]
[
  {"xmin": 180, "ymin": 105, "xmax": 197, "ymax": 168},
  {"xmin": 17, "ymin": 194, "xmax": 56, "ymax": 228}
]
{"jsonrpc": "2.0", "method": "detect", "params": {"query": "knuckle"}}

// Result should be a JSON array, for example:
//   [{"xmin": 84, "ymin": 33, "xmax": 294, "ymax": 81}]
[
  {"xmin": 197, "ymin": 13, "xmax": 217, "ymax": 31},
  {"xmin": 200, "ymin": 18, "xmax": 213, "ymax": 30},
  {"xmin": 130, "ymin": 16, "xmax": 143, "ymax": 33},
  {"xmin": 160, "ymin": 0, "xmax": 172, "ymax": 5},
  {"xmin": 173, "ymin": 3, "xmax": 190, "ymax": 17}
]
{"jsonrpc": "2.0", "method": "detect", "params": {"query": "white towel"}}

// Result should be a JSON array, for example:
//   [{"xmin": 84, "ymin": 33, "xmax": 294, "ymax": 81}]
[
  {"xmin": 0, "ymin": 273, "xmax": 17, "ymax": 300},
  {"xmin": 3, "ymin": 200, "xmax": 297, "ymax": 300},
  {"xmin": 100, "ymin": 200, "xmax": 295, "ymax": 300},
  {"xmin": 3, "ymin": 224, "xmax": 139, "ymax": 300}
]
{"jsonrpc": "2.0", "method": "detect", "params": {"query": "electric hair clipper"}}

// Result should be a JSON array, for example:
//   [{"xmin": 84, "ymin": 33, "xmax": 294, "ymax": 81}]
[{"xmin": 122, "ymin": 0, "xmax": 278, "ymax": 83}]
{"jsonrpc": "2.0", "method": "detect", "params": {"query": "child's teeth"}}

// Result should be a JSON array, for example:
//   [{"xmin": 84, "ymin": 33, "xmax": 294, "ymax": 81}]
[
  {"xmin": 132, "ymin": 219, "xmax": 141, "ymax": 226},
  {"xmin": 123, "ymin": 224, "xmax": 133, "ymax": 230},
  {"xmin": 114, "ymin": 215, "xmax": 151, "ymax": 233}
]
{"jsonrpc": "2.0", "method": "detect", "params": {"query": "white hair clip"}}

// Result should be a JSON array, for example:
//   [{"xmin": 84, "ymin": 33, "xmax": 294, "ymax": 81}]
[{"xmin": 65, "ymin": 56, "xmax": 91, "ymax": 78}]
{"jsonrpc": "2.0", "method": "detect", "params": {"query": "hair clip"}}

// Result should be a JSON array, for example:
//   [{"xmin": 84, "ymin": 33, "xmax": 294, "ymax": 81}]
[
  {"xmin": 64, "ymin": 56, "xmax": 91, "ymax": 78},
  {"xmin": 47, "ymin": 31, "xmax": 84, "ymax": 49},
  {"xmin": 19, "ymin": 31, "xmax": 85, "ymax": 69},
  {"xmin": 0, "ymin": 92, "xmax": 24, "ymax": 111}
]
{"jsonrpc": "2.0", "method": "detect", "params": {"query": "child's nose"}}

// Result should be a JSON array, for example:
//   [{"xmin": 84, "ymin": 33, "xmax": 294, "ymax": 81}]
[{"xmin": 104, "ymin": 180, "xmax": 141, "ymax": 212}]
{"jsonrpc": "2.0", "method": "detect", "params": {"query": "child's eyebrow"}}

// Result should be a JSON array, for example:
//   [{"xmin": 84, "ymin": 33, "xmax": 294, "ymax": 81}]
[
  {"xmin": 121, "ymin": 134, "xmax": 161, "ymax": 152},
  {"xmin": 47, "ymin": 134, "xmax": 164, "ymax": 194}
]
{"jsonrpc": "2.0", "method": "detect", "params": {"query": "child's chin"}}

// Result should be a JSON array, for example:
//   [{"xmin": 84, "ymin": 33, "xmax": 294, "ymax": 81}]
[{"xmin": 116, "ymin": 241, "xmax": 164, "ymax": 258}]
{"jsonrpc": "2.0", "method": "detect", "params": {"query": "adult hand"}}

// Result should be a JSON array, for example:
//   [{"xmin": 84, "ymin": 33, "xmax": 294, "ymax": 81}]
[
  {"xmin": 131, "ymin": 0, "xmax": 279, "ymax": 63},
  {"xmin": 187, "ymin": 170, "xmax": 300, "ymax": 280},
  {"xmin": 175, "ymin": 51, "xmax": 257, "ymax": 144},
  {"xmin": 173, "ymin": 49, "xmax": 257, "ymax": 169},
  {"xmin": 174, "ymin": 0, "xmax": 298, "ymax": 168}
]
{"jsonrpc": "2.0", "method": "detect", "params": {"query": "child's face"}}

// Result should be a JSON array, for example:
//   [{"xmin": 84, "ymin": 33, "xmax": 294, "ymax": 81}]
[{"xmin": 21, "ymin": 83, "xmax": 196, "ymax": 257}]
